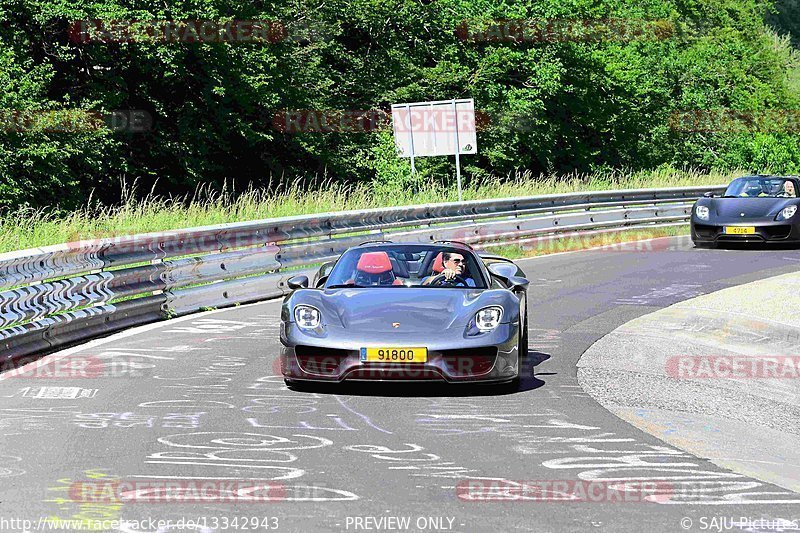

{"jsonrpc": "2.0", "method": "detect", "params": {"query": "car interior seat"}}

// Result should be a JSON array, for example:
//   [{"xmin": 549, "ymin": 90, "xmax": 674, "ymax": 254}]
[
  {"xmin": 389, "ymin": 256, "xmax": 410, "ymax": 279},
  {"xmin": 353, "ymin": 251, "xmax": 401, "ymax": 286}
]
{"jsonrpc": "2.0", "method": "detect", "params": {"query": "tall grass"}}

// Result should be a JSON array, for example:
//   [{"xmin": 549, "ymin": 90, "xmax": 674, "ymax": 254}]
[{"xmin": 0, "ymin": 168, "xmax": 738, "ymax": 253}]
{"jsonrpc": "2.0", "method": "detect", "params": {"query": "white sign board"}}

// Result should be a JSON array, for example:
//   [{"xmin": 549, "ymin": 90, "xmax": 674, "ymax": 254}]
[{"xmin": 391, "ymin": 99, "xmax": 478, "ymax": 158}]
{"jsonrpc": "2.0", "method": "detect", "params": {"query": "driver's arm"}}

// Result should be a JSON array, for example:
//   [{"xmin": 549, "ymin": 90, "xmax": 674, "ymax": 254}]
[{"xmin": 423, "ymin": 269, "xmax": 456, "ymax": 284}]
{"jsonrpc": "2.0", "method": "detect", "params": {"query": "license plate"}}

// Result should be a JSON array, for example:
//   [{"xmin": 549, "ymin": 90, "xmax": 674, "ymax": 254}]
[
  {"xmin": 360, "ymin": 347, "xmax": 427, "ymax": 363},
  {"xmin": 724, "ymin": 226, "xmax": 756, "ymax": 235}
]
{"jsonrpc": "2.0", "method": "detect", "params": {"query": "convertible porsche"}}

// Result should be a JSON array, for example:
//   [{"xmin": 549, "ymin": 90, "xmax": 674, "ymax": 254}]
[
  {"xmin": 279, "ymin": 241, "xmax": 529, "ymax": 389},
  {"xmin": 691, "ymin": 175, "xmax": 800, "ymax": 247}
]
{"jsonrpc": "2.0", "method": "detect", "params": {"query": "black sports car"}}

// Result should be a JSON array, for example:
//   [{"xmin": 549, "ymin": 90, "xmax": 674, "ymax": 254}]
[
  {"xmin": 279, "ymin": 241, "xmax": 529, "ymax": 389},
  {"xmin": 691, "ymin": 175, "xmax": 800, "ymax": 247}
]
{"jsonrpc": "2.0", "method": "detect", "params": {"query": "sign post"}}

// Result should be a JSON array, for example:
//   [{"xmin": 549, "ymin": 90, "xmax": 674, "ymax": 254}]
[
  {"xmin": 391, "ymin": 98, "xmax": 477, "ymax": 202},
  {"xmin": 452, "ymin": 99, "xmax": 462, "ymax": 201}
]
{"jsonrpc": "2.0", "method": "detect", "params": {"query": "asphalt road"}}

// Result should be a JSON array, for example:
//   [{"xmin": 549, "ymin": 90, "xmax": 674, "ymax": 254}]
[{"xmin": 1, "ymin": 236, "xmax": 800, "ymax": 533}]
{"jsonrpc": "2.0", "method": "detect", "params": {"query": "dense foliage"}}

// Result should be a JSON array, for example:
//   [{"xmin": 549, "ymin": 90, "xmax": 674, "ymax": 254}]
[{"xmin": 0, "ymin": 0, "xmax": 798, "ymax": 209}]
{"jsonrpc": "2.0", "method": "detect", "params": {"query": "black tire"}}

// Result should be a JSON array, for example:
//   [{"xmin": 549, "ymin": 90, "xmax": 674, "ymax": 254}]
[
  {"xmin": 499, "ymin": 306, "xmax": 527, "ymax": 394},
  {"xmin": 693, "ymin": 240, "xmax": 717, "ymax": 249},
  {"xmin": 518, "ymin": 293, "xmax": 529, "ymax": 371},
  {"xmin": 500, "ymin": 376, "xmax": 520, "ymax": 394},
  {"xmin": 520, "ymin": 307, "xmax": 529, "ymax": 359}
]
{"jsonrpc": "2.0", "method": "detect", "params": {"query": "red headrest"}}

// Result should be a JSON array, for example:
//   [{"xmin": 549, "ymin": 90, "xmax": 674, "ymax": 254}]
[
  {"xmin": 357, "ymin": 252, "xmax": 392, "ymax": 274},
  {"xmin": 432, "ymin": 252, "xmax": 444, "ymax": 273}
]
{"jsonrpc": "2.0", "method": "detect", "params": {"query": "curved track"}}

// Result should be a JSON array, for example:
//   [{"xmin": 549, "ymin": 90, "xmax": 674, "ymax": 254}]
[{"xmin": 2, "ymin": 237, "xmax": 799, "ymax": 532}]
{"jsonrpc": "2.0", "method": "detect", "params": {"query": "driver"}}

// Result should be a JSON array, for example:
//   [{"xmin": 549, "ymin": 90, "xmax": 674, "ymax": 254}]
[
  {"xmin": 422, "ymin": 252, "xmax": 476, "ymax": 287},
  {"xmin": 780, "ymin": 181, "xmax": 797, "ymax": 198}
]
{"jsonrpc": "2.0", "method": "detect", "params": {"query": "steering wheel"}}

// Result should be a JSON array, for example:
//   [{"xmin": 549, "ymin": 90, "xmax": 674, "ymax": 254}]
[{"xmin": 427, "ymin": 273, "xmax": 469, "ymax": 286}]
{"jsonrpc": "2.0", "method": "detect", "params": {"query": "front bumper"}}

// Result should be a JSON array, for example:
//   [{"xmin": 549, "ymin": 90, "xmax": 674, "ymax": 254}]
[
  {"xmin": 691, "ymin": 219, "xmax": 800, "ymax": 244},
  {"xmin": 280, "ymin": 323, "xmax": 520, "ymax": 383}
]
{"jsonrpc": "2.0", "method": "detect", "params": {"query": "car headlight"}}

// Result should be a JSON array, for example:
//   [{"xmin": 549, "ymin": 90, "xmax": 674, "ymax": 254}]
[
  {"xmin": 294, "ymin": 305, "xmax": 321, "ymax": 329},
  {"xmin": 777, "ymin": 205, "xmax": 798, "ymax": 221},
  {"xmin": 475, "ymin": 306, "xmax": 503, "ymax": 332},
  {"xmin": 695, "ymin": 205, "xmax": 710, "ymax": 221}
]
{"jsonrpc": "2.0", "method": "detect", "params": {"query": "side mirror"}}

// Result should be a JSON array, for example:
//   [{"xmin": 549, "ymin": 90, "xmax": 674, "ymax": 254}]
[
  {"xmin": 488, "ymin": 263, "xmax": 529, "ymax": 291},
  {"xmin": 287, "ymin": 275, "xmax": 309, "ymax": 290},
  {"xmin": 506, "ymin": 276, "xmax": 530, "ymax": 292},
  {"xmin": 487, "ymin": 262, "xmax": 519, "ymax": 280},
  {"xmin": 703, "ymin": 192, "xmax": 715, "ymax": 198}
]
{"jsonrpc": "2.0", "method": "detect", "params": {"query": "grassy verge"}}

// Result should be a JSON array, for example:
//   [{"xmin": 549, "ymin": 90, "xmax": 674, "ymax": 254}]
[{"xmin": 0, "ymin": 167, "xmax": 732, "ymax": 253}]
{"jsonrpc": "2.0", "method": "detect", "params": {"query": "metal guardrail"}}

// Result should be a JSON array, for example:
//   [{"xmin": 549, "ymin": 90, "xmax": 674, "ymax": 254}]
[{"xmin": 0, "ymin": 185, "xmax": 724, "ymax": 362}]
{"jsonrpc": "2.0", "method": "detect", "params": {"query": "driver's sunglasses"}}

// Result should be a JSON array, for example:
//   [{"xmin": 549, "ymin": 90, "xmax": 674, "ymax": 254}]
[{"xmin": 448, "ymin": 258, "xmax": 464, "ymax": 264}]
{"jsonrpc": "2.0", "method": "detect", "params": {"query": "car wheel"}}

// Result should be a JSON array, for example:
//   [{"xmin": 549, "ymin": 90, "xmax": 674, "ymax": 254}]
[
  {"xmin": 499, "ymin": 375, "xmax": 520, "ymax": 394},
  {"xmin": 518, "ymin": 295, "xmax": 528, "ymax": 368},
  {"xmin": 499, "ymin": 312, "xmax": 526, "ymax": 394},
  {"xmin": 520, "ymin": 307, "xmax": 529, "ymax": 360}
]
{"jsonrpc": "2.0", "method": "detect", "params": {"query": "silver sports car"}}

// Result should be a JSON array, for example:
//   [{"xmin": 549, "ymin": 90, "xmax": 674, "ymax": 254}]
[{"xmin": 279, "ymin": 241, "xmax": 529, "ymax": 389}]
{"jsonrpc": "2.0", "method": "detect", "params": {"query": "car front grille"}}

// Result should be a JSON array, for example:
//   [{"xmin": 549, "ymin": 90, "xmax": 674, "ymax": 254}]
[
  {"xmin": 764, "ymin": 226, "xmax": 792, "ymax": 239},
  {"xmin": 346, "ymin": 368, "xmax": 442, "ymax": 380},
  {"xmin": 697, "ymin": 224, "xmax": 792, "ymax": 241},
  {"xmin": 295, "ymin": 346, "xmax": 351, "ymax": 375},
  {"xmin": 693, "ymin": 224, "xmax": 717, "ymax": 239},
  {"xmin": 440, "ymin": 347, "xmax": 498, "ymax": 377}
]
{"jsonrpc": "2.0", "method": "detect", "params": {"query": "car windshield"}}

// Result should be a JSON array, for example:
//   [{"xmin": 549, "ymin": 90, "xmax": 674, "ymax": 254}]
[
  {"xmin": 324, "ymin": 245, "xmax": 487, "ymax": 289},
  {"xmin": 723, "ymin": 177, "xmax": 798, "ymax": 198}
]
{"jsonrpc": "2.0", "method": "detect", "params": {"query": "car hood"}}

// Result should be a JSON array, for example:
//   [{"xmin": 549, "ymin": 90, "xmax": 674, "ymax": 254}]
[
  {"xmin": 707, "ymin": 197, "xmax": 793, "ymax": 219},
  {"xmin": 291, "ymin": 287, "xmax": 511, "ymax": 332}
]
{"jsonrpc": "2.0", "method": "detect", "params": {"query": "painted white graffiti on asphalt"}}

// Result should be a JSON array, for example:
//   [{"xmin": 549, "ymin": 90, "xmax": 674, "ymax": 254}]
[
  {"xmin": 5, "ymin": 386, "xmax": 99, "ymax": 399},
  {"xmin": 412, "ymin": 403, "xmax": 800, "ymax": 505},
  {"xmin": 615, "ymin": 284, "xmax": 704, "ymax": 306},
  {"xmin": 163, "ymin": 318, "xmax": 261, "ymax": 334},
  {"xmin": 73, "ymin": 412, "xmax": 205, "ymax": 429}
]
